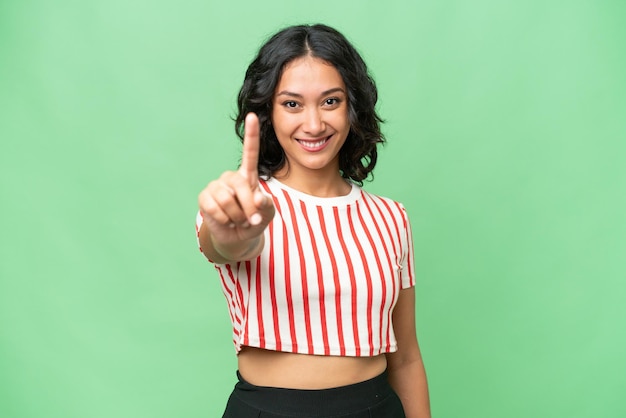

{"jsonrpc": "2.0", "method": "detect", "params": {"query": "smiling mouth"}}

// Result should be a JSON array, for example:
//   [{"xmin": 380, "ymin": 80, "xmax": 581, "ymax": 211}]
[{"xmin": 296, "ymin": 135, "xmax": 332, "ymax": 151}]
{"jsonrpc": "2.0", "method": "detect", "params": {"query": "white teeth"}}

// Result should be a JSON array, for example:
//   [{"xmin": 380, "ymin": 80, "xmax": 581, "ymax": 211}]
[{"xmin": 298, "ymin": 138, "xmax": 328, "ymax": 149}]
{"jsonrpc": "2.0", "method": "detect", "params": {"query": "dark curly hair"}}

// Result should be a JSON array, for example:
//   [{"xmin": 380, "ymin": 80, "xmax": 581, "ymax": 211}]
[{"xmin": 235, "ymin": 24, "xmax": 384, "ymax": 185}]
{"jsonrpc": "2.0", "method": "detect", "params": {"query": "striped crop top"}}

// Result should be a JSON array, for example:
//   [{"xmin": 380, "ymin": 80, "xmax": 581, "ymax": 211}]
[{"xmin": 196, "ymin": 177, "xmax": 415, "ymax": 357}]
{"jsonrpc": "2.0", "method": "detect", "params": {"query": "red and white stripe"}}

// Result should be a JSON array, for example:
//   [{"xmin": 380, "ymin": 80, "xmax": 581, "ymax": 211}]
[{"xmin": 197, "ymin": 178, "xmax": 415, "ymax": 357}]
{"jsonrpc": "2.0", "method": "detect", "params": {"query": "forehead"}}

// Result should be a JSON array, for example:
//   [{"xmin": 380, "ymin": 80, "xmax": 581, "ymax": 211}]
[{"xmin": 276, "ymin": 56, "xmax": 345, "ymax": 93}]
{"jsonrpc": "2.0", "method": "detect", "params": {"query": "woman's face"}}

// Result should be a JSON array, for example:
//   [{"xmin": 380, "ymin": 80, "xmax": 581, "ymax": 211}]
[{"xmin": 271, "ymin": 55, "xmax": 350, "ymax": 180}]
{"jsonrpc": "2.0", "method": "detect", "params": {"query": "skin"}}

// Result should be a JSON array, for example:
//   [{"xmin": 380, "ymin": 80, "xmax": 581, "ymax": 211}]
[
  {"xmin": 198, "ymin": 55, "xmax": 431, "ymax": 417},
  {"xmin": 271, "ymin": 56, "xmax": 352, "ymax": 196},
  {"xmin": 197, "ymin": 113, "xmax": 274, "ymax": 264}
]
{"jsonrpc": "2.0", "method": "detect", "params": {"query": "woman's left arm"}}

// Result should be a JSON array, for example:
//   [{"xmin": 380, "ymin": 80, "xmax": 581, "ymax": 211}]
[{"xmin": 386, "ymin": 288, "xmax": 431, "ymax": 418}]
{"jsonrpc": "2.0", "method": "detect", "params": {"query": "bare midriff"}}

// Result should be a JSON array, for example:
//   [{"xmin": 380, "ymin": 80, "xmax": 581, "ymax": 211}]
[{"xmin": 237, "ymin": 346, "xmax": 388, "ymax": 389}]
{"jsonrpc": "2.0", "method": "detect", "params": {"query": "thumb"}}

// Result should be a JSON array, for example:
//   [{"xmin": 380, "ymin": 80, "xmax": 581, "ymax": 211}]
[{"xmin": 254, "ymin": 189, "xmax": 267, "ymax": 207}]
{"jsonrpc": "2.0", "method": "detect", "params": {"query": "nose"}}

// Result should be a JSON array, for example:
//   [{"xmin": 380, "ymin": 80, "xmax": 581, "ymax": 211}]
[{"xmin": 302, "ymin": 108, "xmax": 325, "ymax": 136}]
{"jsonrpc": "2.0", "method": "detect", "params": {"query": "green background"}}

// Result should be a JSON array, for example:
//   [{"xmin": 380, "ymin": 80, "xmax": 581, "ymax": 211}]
[{"xmin": 1, "ymin": 1, "xmax": 625, "ymax": 417}]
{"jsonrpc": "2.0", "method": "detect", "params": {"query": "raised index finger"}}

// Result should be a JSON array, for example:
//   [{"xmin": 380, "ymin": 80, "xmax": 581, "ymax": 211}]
[{"xmin": 239, "ymin": 113, "xmax": 260, "ymax": 185}]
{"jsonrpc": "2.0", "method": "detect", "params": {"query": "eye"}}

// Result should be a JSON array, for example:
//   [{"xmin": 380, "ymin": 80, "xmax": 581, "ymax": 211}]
[
  {"xmin": 324, "ymin": 97, "xmax": 341, "ymax": 107},
  {"xmin": 283, "ymin": 100, "xmax": 299, "ymax": 109}
]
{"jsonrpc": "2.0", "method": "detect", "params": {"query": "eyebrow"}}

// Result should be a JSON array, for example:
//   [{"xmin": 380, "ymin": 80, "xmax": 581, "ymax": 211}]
[{"xmin": 275, "ymin": 87, "xmax": 346, "ymax": 98}]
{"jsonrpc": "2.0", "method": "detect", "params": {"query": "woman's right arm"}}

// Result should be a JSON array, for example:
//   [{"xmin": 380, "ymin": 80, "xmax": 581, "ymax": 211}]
[{"xmin": 197, "ymin": 113, "xmax": 275, "ymax": 264}]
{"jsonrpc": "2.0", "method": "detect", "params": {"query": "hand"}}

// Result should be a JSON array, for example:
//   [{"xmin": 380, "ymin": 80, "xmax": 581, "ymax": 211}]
[{"xmin": 198, "ymin": 113, "xmax": 275, "ymax": 253}]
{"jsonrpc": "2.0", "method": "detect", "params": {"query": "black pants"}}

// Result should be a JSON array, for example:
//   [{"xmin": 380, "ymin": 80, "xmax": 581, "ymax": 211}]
[{"xmin": 222, "ymin": 370, "xmax": 406, "ymax": 418}]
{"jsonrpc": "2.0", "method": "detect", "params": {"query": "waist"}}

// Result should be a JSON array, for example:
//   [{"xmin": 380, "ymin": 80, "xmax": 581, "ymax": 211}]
[
  {"xmin": 232, "ymin": 367, "xmax": 396, "ymax": 416},
  {"xmin": 238, "ymin": 346, "xmax": 388, "ymax": 389}
]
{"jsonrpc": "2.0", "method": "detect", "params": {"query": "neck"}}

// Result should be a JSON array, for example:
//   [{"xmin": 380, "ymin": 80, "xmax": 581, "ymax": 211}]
[{"xmin": 274, "ymin": 166, "xmax": 351, "ymax": 198}]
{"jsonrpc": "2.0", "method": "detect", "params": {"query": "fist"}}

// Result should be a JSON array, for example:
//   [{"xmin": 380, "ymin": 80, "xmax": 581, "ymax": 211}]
[{"xmin": 198, "ymin": 113, "xmax": 275, "ymax": 249}]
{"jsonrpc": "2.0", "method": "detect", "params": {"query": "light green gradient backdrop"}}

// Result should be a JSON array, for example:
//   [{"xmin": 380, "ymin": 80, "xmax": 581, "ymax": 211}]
[{"xmin": 1, "ymin": 1, "xmax": 625, "ymax": 417}]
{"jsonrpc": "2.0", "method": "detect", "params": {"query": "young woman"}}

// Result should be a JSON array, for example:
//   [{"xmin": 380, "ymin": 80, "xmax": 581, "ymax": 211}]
[{"xmin": 197, "ymin": 24, "xmax": 431, "ymax": 418}]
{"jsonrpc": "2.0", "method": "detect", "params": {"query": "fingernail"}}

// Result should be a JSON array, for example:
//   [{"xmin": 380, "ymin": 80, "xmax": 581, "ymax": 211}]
[
  {"xmin": 241, "ymin": 221, "xmax": 250, "ymax": 229},
  {"xmin": 250, "ymin": 213, "xmax": 262, "ymax": 226}
]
